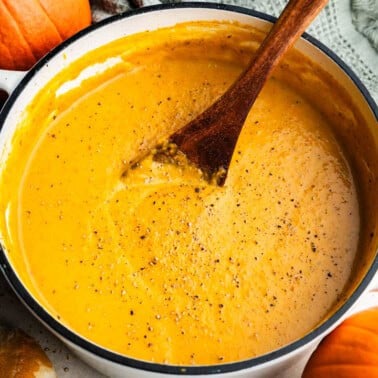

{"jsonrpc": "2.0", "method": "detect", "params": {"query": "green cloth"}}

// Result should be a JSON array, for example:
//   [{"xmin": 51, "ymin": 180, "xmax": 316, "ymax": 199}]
[{"xmin": 352, "ymin": 0, "xmax": 378, "ymax": 50}]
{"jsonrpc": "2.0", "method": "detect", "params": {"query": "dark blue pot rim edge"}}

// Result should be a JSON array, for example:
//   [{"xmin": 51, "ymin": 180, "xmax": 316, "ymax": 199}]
[{"xmin": 0, "ymin": 2, "xmax": 377, "ymax": 375}]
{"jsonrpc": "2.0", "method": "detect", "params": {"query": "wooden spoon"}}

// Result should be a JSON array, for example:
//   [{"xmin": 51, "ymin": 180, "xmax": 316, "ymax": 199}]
[{"xmin": 169, "ymin": 0, "xmax": 329, "ymax": 185}]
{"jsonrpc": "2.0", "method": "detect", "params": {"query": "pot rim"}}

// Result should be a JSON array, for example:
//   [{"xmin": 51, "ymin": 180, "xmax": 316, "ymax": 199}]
[{"xmin": 0, "ymin": 2, "xmax": 377, "ymax": 375}]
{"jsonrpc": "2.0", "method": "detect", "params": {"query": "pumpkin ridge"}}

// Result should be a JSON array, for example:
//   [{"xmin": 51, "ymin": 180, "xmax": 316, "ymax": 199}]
[
  {"xmin": 34, "ymin": 0, "xmax": 64, "ymax": 41},
  {"xmin": 1, "ymin": 0, "xmax": 36, "ymax": 61},
  {"xmin": 312, "ymin": 362, "xmax": 378, "ymax": 372},
  {"xmin": 317, "ymin": 343, "xmax": 378, "ymax": 361},
  {"xmin": 340, "ymin": 323, "xmax": 378, "ymax": 341},
  {"xmin": 344, "ymin": 316, "xmax": 378, "ymax": 334},
  {"xmin": 0, "ymin": 40, "xmax": 15, "ymax": 68},
  {"xmin": 303, "ymin": 309, "xmax": 378, "ymax": 377},
  {"xmin": 36, "ymin": 0, "xmax": 91, "ymax": 41},
  {"xmin": 4, "ymin": 0, "xmax": 63, "ymax": 62},
  {"xmin": 312, "ymin": 363, "xmax": 378, "ymax": 370},
  {"xmin": 307, "ymin": 365, "xmax": 378, "ymax": 378}
]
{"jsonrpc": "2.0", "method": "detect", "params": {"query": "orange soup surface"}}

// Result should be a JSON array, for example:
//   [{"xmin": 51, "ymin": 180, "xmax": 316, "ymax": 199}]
[{"xmin": 0, "ymin": 22, "xmax": 360, "ymax": 364}]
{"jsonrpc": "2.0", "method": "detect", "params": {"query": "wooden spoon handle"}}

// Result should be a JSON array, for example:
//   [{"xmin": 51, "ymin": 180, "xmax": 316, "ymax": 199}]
[
  {"xmin": 171, "ymin": 0, "xmax": 329, "ymax": 184},
  {"xmin": 230, "ymin": 0, "xmax": 329, "ymax": 108}
]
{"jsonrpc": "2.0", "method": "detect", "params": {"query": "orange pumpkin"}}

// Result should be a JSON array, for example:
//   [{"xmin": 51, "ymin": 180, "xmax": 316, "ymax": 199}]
[
  {"xmin": 0, "ymin": 0, "xmax": 91, "ymax": 70},
  {"xmin": 303, "ymin": 308, "xmax": 378, "ymax": 378}
]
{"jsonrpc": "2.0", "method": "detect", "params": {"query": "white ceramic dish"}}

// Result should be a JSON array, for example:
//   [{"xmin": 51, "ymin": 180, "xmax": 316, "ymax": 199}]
[{"xmin": 0, "ymin": 4, "xmax": 377, "ymax": 378}]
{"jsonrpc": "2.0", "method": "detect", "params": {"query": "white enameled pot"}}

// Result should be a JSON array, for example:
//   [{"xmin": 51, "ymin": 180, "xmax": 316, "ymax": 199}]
[{"xmin": 0, "ymin": 3, "xmax": 377, "ymax": 378}]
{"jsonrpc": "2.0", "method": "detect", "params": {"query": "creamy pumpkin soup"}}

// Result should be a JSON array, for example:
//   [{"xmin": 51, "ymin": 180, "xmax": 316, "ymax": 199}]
[{"xmin": 0, "ymin": 22, "xmax": 365, "ymax": 364}]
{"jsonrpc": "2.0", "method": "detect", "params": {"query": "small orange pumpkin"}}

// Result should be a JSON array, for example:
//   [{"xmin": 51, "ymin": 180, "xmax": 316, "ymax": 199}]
[
  {"xmin": 0, "ymin": 0, "xmax": 91, "ymax": 70},
  {"xmin": 303, "ymin": 308, "xmax": 378, "ymax": 378}
]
